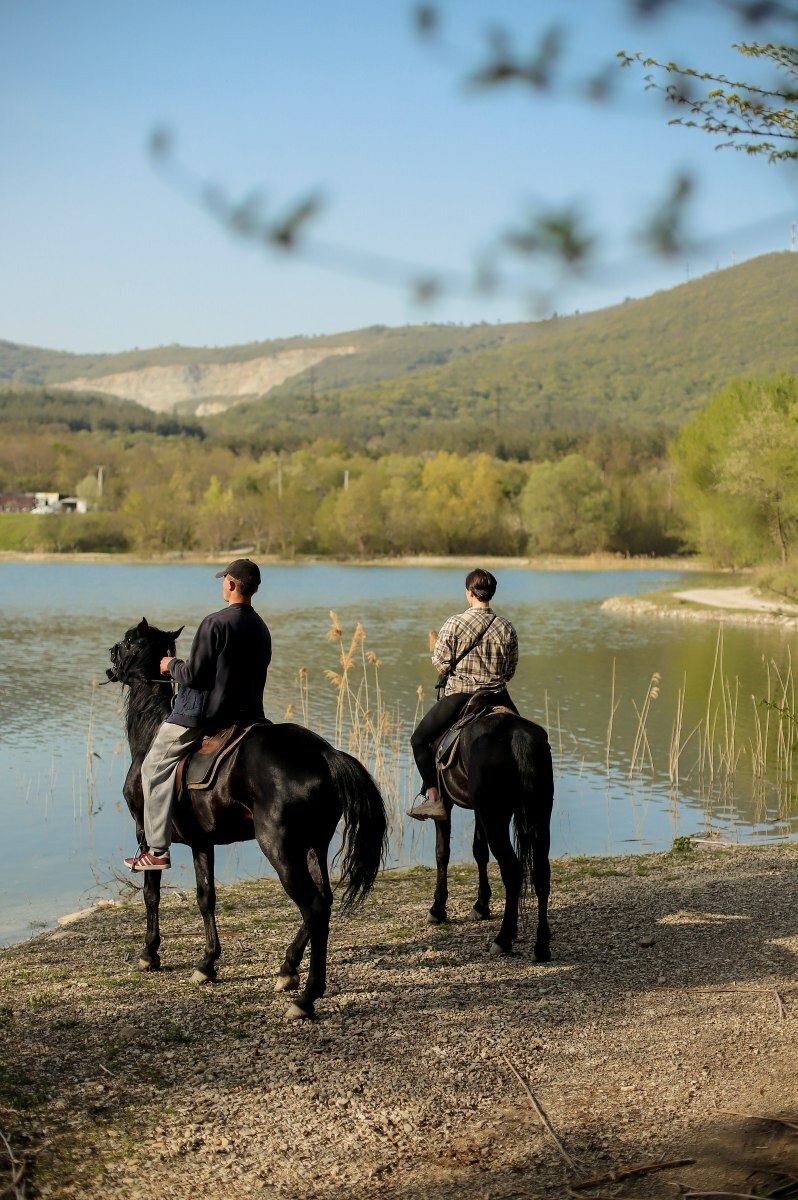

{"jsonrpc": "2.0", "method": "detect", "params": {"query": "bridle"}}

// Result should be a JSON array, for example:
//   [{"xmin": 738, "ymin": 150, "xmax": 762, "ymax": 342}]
[{"xmin": 106, "ymin": 634, "xmax": 176, "ymax": 688}]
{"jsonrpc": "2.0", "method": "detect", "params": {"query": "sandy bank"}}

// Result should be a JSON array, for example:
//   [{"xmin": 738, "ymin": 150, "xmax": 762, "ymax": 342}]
[{"xmin": 603, "ymin": 585, "xmax": 798, "ymax": 628}]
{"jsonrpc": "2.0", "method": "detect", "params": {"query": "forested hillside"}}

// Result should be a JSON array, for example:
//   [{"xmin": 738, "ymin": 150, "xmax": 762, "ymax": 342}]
[
  {"xmin": 0, "ymin": 253, "xmax": 796, "ymax": 568},
  {"xmin": 2, "ymin": 253, "xmax": 795, "ymax": 445},
  {"xmin": 237, "ymin": 251, "xmax": 797, "ymax": 452}
]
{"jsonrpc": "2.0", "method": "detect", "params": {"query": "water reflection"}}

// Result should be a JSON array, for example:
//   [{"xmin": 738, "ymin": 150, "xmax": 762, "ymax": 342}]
[{"xmin": 1, "ymin": 561, "xmax": 796, "ymax": 945}]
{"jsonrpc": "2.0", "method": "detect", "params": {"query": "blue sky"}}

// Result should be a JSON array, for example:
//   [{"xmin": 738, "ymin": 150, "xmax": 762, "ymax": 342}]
[{"xmin": 1, "ymin": 0, "xmax": 795, "ymax": 353}]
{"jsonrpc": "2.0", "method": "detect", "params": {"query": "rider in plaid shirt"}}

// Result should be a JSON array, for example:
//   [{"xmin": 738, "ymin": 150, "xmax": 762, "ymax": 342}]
[
  {"xmin": 410, "ymin": 568, "xmax": 518, "ymax": 821},
  {"xmin": 432, "ymin": 607, "xmax": 518, "ymax": 695}
]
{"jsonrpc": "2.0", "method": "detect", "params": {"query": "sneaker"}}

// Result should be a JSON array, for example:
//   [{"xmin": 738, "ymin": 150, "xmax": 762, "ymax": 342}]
[
  {"xmin": 408, "ymin": 792, "xmax": 448, "ymax": 821},
  {"xmin": 124, "ymin": 847, "xmax": 171, "ymax": 871}
]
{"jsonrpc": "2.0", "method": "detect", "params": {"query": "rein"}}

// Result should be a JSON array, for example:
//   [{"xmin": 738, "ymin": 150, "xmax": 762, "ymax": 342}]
[{"xmin": 101, "ymin": 677, "xmax": 173, "ymax": 687}]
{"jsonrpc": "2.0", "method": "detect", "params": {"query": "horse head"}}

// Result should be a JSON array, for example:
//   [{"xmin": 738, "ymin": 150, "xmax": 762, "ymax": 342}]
[{"xmin": 107, "ymin": 618, "xmax": 184, "ymax": 685}]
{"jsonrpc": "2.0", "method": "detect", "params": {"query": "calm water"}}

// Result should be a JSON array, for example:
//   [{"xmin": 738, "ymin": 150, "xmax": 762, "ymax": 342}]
[{"xmin": 1, "ymin": 560, "xmax": 796, "ymax": 945}]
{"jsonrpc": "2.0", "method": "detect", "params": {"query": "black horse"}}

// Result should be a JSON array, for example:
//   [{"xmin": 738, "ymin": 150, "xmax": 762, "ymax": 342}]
[
  {"xmin": 107, "ymin": 618, "xmax": 388, "ymax": 1019},
  {"xmin": 428, "ymin": 709, "xmax": 553, "ymax": 961}
]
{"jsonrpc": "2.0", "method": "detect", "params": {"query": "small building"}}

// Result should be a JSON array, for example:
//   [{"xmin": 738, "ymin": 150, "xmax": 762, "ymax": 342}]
[
  {"xmin": 0, "ymin": 492, "xmax": 36, "ymax": 513},
  {"xmin": 59, "ymin": 496, "xmax": 88, "ymax": 514},
  {"xmin": 32, "ymin": 492, "xmax": 61, "ymax": 513},
  {"xmin": 31, "ymin": 493, "xmax": 88, "ymax": 514}
]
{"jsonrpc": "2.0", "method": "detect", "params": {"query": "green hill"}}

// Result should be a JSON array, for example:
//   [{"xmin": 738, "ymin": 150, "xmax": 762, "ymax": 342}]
[
  {"xmin": 0, "ymin": 384, "xmax": 204, "ymax": 437},
  {"xmin": 255, "ymin": 251, "xmax": 797, "ymax": 431},
  {"xmin": 2, "ymin": 252, "xmax": 796, "ymax": 453}
]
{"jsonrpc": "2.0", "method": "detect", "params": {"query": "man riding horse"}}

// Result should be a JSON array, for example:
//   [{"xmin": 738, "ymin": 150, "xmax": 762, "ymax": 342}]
[
  {"xmin": 124, "ymin": 558, "xmax": 271, "ymax": 871},
  {"xmin": 409, "ymin": 567, "xmax": 518, "ymax": 821}
]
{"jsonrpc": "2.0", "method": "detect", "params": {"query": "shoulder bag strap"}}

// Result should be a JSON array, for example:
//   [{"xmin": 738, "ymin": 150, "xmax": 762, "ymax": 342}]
[{"xmin": 436, "ymin": 614, "xmax": 497, "ymax": 698}]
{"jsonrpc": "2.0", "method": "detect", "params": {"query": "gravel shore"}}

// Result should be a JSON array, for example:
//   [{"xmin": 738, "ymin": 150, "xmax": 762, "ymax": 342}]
[{"xmin": 1, "ymin": 846, "xmax": 797, "ymax": 1199}]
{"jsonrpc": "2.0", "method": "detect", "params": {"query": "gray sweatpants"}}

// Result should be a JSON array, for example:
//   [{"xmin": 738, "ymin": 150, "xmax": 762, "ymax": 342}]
[{"xmin": 140, "ymin": 721, "xmax": 204, "ymax": 853}]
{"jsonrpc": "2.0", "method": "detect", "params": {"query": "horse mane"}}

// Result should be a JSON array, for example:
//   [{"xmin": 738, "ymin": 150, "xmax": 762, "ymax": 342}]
[
  {"xmin": 124, "ymin": 678, "xmax": 172, "ymax": 758},
  {"xmin": 120, "ymin": 623, "xmax": 177, "ymax": 757}
]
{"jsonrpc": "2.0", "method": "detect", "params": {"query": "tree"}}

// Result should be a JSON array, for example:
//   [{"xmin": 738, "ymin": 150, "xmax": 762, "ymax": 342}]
[
  {"xmin": 417, "ymin": 452, "xmax": 519, "ymax": 555},
  {"xmin": 520, "ymin": 454, "xmax": 616, "ymax": 554},
  {"xmin": 620, "ymin": 42, "xmax": 798, "ymax": 162},
  {"xmin": 194, "ymin": 475, "xmax": 241, "ymax": 554},
  {"xmin": 671, "ymin": 375, "xmax": 798, "ymax": 566},
  {"xmin": 719, "ymin": 402, "xmax": 798, "ymax": 565}
]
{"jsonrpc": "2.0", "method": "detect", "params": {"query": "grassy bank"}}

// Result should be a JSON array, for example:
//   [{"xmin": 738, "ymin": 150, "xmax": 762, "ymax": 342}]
[{"xmin": 2, "ymin": 845, "xmax": 797, "ymax": 1199}]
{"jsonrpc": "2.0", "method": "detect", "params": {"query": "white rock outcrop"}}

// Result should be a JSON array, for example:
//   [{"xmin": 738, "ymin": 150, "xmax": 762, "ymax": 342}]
[{"xmin": 57, "ymin": 345, "xmax": 356, "ymax": 413}]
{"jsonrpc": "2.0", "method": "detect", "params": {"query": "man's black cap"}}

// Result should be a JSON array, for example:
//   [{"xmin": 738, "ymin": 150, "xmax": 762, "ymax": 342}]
[{"xmin": 215, "ymin": 558, "xmax": 261, "ymax": 590}]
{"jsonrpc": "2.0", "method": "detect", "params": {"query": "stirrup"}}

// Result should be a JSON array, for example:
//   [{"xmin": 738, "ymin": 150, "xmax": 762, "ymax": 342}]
[{"xmin": 408, "ymin": 792, "xmax": 448, "ymax": 821}]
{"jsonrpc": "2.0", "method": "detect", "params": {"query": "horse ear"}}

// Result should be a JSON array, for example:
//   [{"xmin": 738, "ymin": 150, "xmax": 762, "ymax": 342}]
[
  {"xmin": 137, "ymin": 618, "xmax": 150, "ymax": 636},
  {"xmin": 169, "ymin": 626, "xmax": 184, "ymax": 641}
]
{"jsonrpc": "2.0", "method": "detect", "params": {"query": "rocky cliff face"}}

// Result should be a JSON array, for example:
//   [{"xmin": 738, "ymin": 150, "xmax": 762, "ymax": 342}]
[{"xmin": 58, "ymin": 346, "xmax": 356, "ymax": 413}]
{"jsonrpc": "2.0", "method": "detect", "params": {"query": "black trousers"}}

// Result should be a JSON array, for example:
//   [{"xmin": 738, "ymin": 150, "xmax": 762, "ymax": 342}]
[{"xmin": 410, "ymin": 687, "xmax": 517, "ymax": 791}]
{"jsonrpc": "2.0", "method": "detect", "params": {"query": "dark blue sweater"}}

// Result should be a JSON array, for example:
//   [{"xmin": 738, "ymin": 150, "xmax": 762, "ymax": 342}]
[{"xmin": 167, "ymin": 603, "xmax": 271, "ymax": 730}]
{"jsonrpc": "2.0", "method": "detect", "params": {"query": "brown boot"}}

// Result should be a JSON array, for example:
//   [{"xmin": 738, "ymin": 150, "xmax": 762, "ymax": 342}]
[{"xmin": 408, "ymin": 792, "xmax": 448, "ymax": 821}]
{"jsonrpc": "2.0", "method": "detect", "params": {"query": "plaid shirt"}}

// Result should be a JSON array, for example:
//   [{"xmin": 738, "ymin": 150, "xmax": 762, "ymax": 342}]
[{"xmin": 432, "ymin": 606, "xmax": 518, "ymax": 695}]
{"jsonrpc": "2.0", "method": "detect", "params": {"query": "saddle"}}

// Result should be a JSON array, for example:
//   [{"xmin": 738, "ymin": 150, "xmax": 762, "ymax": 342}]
[
  {"xmin": 432, "ymin": 692, "xmax": 518, "ymax": 808},
  {"xmin": 176, "ymin": 719, "xmax": 272, "ymax": 793}
]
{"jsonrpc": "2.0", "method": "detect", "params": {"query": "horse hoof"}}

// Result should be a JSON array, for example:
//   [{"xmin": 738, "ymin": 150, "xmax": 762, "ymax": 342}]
[
  {"xmin": 284, "ymin": 1001, "xmax": 314, "ymax": 1021},
  {"xmin": 138, "ymin": 957, "xmax": 160, "ymax": 972},
  {"xmin": 534, "ymin": 946, "xmax": 552, "ymax": 963},
  {"xmin": 489, "ymin": 940, "xmax": 511, "ymax": 957},
  {"xmin": 466, "ymin": 907, "xmax": 490, "ymax": 923},
  {"xmin": 191, "ymin": 968, "xmax": 216, "ymax": 984},
  {"xmin": 274, "ymin": 974, "xmax": 300, "ymax": 993},
  {"xmin": 427, "ymin": 911, "xmax": 446, "ymax": 926}
]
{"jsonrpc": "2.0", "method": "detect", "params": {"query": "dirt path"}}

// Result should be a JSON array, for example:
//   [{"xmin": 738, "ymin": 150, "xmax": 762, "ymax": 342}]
[{"xmin": 1, "ymin": 847, "xmax": 797, "ymax": 1199}]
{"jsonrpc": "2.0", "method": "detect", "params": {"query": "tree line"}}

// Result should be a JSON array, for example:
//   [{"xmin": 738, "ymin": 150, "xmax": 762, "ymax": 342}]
[
  {"xmin": 0, "ymin": 418, "xmax": 676, "ymax": 558},
  {"xmin": 1, "ymin": 375, "xmax": 795, "ymax": 583}
]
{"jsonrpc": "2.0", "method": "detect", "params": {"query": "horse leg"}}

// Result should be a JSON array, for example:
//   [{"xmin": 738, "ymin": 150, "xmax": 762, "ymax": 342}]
[
  {"xmin": 428, "ymin": 815, "xmax": 452, "ymax": 924},
  {"xmin": 271, "ymin": 848, "xmax": 332, "ymax": 1020},
  {"xmin": 481, "ymin": 819, "xmax": 522, "ymax": 956},
  {"xmin": 139, "ymin": 869, "xmax": 162, "ymax": 971},
  {"xmin": 466, "ymin": 819, "xmax": 492, "ymax": 921},
  {"xmin": 275, "ymin": 923, "xmax": 309, "ymax": 993},
  {"xmin": 532, "ymin": 827, "xmax": 552, "ymax": 962},
  {"xmin": 275, "ymin": 847, "xmax": 331, "ymax": 992},
  {"xmin": 191, "ymin": 845, "xmax": 221, "ymax": 983}
]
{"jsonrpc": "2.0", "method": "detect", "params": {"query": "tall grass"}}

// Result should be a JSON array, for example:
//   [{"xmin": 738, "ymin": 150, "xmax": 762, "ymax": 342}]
[
  {"xmin": 291, "ymin": 616, "xmax": 798, "ymax": 854},
  {"xmin": 605, "ymin": 626, "xmax": 797, "ymax": 839},
  {"xmin": 286, "ymin": 613, "xmax": 422, "ymax": 848}
]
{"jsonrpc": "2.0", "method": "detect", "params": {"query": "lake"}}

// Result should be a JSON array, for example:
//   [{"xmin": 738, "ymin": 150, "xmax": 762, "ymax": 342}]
[{"xmin": 1, "ymin": 560, "xmax": 796, "ymax": 946}]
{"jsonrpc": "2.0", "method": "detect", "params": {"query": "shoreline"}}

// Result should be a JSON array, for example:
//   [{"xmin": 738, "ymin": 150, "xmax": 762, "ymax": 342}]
[
  {"xmin": 0, "ymin": 549, "xmax": 710, "ymax": 572},
  {"xmin": 1, "ymin": 845, "xmax": 796, "ymax": 1199},
  {"xmin": 5, "ymin": 825, "xmax": 795, "ymax": 952}
]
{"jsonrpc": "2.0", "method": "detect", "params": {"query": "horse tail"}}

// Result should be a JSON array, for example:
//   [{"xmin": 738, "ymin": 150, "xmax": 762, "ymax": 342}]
[
  {"xmin": 324, "ymin": 749, "xmax": 388, "ymax": 911},
  {"xmin": 510, "ymin": 724, "xmax": 554, "ymax": 904}
]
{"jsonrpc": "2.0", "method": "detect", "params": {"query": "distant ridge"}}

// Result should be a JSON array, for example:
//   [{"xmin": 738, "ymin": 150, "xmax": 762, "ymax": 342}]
[{"xmin": 1, "ymin": 252, "xmax": 795, "ymax": 431}]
